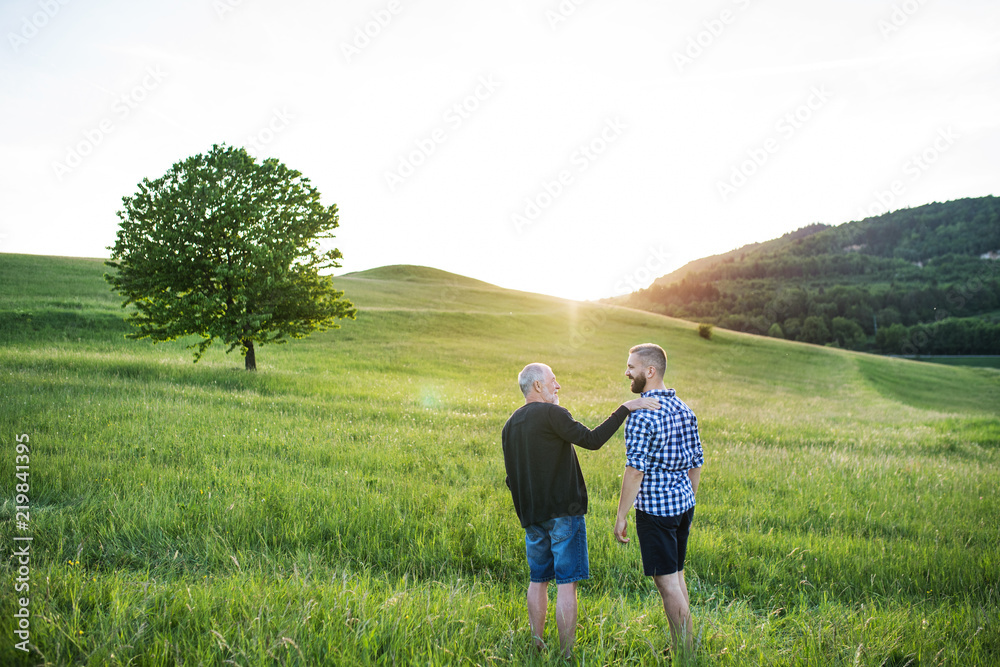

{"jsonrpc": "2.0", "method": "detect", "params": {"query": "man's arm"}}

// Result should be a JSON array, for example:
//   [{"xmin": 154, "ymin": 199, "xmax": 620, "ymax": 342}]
[
  {"xmin": 616, "ymin": 412, "xmax": 652, "ymax": 543},
  {"xmin": 688, "ymin": 466, "xmax": 701, "ymax": 497},
  {"xmin": 614, "ymin": 466, "xmax": 644, "ymax": 543},
  {"xmin": 548, "ymin": 397, "xmax": 658, "ymax": 451}
]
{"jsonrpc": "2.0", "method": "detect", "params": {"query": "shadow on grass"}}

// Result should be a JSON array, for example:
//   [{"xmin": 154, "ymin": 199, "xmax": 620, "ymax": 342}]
[
  {"xmin": 0, "ymin": 308, "xmax": 129, "ymax": 342},
  {"xmin": 856, "ymin": 356, "xmax": 1000, "ymax": 415},
  {"xmin": 3, "ymin": 348, "xmax": 289, "ymax": 398},
  {"xmin": 930, "ymin": 417, "xmax": 1000, "ymax": 449}
]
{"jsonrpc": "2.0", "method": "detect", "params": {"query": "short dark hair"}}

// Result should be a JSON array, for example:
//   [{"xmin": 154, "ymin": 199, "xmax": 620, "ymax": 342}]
[{"xmin": 629, "ymin": 343, "xmax": 666, "ymax": 378}]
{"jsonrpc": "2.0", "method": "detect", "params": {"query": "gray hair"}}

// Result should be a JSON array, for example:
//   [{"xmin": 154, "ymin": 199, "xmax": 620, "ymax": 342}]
[{"xmin": 517, "ymin": 363, "xmax": 550, "ymax": 397}]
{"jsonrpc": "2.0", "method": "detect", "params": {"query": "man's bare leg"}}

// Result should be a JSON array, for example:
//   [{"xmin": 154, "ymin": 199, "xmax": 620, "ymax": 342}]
[
  {"xmin": 555, "ymin": 581, "xmax": 578, "ymax": 658},
  {"xmin": 653, "ymin": 571, "xmax": 693, "ymax": 654},
  {"xmin": 527, "ymin": 581, "xmax": 549, "ymax": 649}
]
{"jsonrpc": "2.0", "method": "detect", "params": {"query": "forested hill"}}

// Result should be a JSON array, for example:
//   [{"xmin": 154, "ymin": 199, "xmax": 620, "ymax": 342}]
[{"xmin": 608, "ymin": 196, "xmax": 1000, "ymax": 355}]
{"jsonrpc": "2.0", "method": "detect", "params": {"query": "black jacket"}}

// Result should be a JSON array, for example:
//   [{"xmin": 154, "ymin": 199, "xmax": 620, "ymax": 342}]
[{"xmin": 501, "ymin": 402, "xmax": 629, "ymax": 528}]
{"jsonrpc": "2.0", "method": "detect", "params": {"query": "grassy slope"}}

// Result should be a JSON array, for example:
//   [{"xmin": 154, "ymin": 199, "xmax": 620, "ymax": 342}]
[{"xmin": 0, "ymin": 253, "xmax": 998, "ymax": 666}]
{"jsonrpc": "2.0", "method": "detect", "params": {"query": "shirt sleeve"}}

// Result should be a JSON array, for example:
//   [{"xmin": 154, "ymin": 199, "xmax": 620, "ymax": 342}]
[
  {"xmin": 624, "ymin": 413, "xmax": 652, "ymax": 471},
  {"xmin": 683, "ymin": 412, "xmax": 704, "ymax": 469},
  {"xmin": 547, "ymin": 404, "xmax": 630, "ymax": 451}
]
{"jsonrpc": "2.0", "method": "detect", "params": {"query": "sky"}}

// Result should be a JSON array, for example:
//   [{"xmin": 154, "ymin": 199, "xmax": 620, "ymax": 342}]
[{"xmin": 2, "ymin": 0, "xmax": 999, "ymax": 301}]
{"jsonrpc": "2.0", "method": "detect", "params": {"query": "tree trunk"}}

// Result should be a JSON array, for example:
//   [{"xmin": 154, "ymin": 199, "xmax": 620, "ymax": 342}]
[{"xmin": 243, "ymin": 339, "xmax": 257, "ymax": 371}]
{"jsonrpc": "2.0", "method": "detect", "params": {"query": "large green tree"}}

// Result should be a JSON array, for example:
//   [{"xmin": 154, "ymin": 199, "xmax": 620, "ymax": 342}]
[{"xmin": 106, "ymin": 144, "xmax": 356, "ymax": 370}]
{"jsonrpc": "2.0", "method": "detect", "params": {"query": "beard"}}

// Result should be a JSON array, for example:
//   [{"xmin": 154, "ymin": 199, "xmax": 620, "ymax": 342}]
[{"xmin": 630, "ymin": 374, "xmax": 646, "ymax": 394}]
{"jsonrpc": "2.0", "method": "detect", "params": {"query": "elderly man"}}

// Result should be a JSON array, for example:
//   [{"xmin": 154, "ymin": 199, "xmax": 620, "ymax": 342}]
[
  {"xmin": 502, "ymin": 362, "xmax": 659, "ymax": 659},
  {"xmin": 614, "ymin": 343, "xmax": 704, "ymax": 657}
]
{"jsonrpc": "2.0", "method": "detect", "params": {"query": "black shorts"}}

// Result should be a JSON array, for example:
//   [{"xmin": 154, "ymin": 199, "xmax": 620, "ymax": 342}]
[{"xmin": 635, "ymin": 507, "xmax": 695, "ymax": 577}]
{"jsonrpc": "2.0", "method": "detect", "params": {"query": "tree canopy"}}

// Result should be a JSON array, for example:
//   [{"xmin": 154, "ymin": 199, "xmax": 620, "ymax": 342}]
[{"xmin": 106, "ymin": 144, "xmax": 356, "ymax": 370}]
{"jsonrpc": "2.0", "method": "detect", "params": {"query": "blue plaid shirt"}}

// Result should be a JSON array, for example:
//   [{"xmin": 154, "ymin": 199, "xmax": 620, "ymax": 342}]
[{"xmin": 625, "ymin": 388, "xmax": 704, "ymax": 517}]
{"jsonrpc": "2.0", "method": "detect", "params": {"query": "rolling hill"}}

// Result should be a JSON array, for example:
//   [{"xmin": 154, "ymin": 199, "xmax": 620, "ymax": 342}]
[
  {"xmin": 0, "ymin": 253, "xmax": 997, "ymax": 665},
  {"xmin": 608, "ymin": 196, "xmax": 1000, "ymax": 357}
]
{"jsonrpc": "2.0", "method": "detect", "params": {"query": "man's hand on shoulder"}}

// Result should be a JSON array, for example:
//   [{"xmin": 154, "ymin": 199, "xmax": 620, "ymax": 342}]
[{"xmin": 623, "ymin": 397, "xmax": 660, "ymax": 412}]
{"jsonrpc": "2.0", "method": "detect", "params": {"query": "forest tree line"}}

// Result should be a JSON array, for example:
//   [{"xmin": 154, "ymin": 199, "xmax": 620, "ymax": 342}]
[{"xmin": 618, "ymin": 196, "xmax": 1000, "ymax": 355}]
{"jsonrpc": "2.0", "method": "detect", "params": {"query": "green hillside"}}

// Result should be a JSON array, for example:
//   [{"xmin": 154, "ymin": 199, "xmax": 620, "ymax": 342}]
[
  {"xmin": 611, "ymin": 196, "xmax": 1000, "ymax": 356},
  {"xmin": 339, "ymin": 264, "xmax": 567, "ymax": 314},
  {"xmin": 1, "ymin": 253, "xmax": 998, "ymax": 665}
]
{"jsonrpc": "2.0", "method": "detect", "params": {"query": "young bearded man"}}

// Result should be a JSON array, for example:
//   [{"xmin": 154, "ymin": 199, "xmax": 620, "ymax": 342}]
[{"xmin": 614, "ymin": 343, "xmax": 704, "ymax": 657}]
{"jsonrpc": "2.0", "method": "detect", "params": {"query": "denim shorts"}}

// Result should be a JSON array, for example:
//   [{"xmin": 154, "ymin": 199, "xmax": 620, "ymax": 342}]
[{"xmin": 524, "ymin": 514, "xmax": 589, "ymax": 584}]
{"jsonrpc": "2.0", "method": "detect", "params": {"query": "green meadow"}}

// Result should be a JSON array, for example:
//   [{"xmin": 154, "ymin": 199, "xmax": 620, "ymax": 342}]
[
  {"xmin": 912, "ymin": 357, "xmax": 1000, "ymax": 371},
  {"xmin": 1, "ymin": 253, "xmax": 998, "ymax": 666}
]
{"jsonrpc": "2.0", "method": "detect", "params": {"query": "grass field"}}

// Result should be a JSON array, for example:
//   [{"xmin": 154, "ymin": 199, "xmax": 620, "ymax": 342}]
[
  {"xmin": 910, "ymin": 356, "xmax": 1000, "ymax": 370},
  {"xmin": 1, "ymin": 252, "xmax": 998, "ymax": 666}
]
